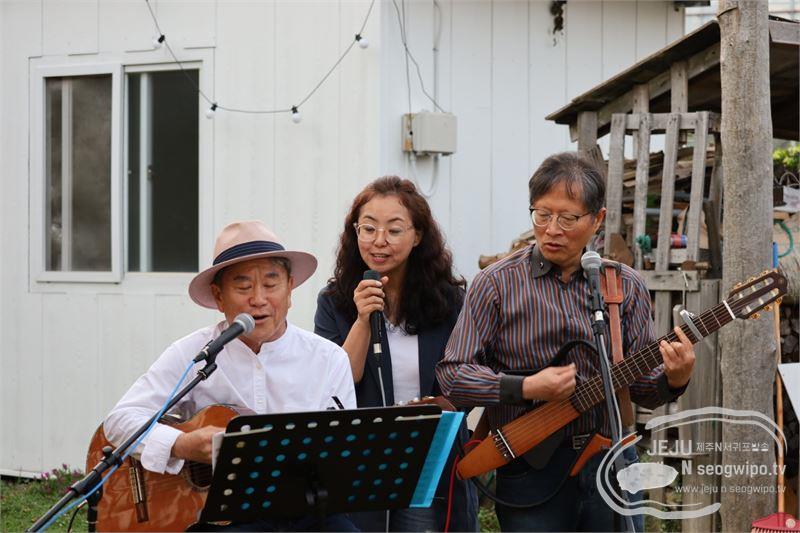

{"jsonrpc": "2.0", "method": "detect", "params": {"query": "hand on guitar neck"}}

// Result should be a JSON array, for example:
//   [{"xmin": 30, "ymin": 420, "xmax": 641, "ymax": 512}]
[
  {"xmin": 522, "ymin": 363, "xmax": 577, "ymax": 402},
  {"xmin": 172, "ymin": 425, "xmax": 225, "ymax": 464}
]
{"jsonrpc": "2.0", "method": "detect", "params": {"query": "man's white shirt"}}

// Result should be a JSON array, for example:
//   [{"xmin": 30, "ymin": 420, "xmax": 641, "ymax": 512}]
[{"xmin": 104, "ymin": 321, "xmax": 356, "ymax": 474}]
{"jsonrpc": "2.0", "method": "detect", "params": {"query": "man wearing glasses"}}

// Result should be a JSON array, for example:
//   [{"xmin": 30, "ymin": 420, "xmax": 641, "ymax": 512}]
[{"xmin": 436, "ymin": 152, "xmax": 696, "ymax": 532}]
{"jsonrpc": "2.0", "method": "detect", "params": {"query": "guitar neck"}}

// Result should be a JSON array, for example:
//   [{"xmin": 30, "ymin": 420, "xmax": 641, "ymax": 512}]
[{"xmin": 570, "ymin": 299, "xmax": 735, "ymax": 413}]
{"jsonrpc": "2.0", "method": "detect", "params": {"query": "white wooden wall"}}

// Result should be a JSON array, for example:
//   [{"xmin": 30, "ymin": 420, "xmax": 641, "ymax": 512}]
[{"xmin": 0, "ymin": 0, "xmax": 682, "ymax": 475}]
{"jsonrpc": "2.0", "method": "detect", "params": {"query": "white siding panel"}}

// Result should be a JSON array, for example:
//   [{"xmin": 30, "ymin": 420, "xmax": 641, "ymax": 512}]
[
  {"xmin": 667, "ymin": 3, "xmax": 685, "ymax": 43},
  {"xmin": 154, "ymin": 295, "xmax": 216, "ymax": 356},
  {"xmin": 602, "ymin": 1, "xmax": 638, "ymax": 80},
  {"xmin": 636, "ymin": 0, "xmax": 667, "ymax": 59},
  {"xmin": 41, "ymin": 294, "xmax": 100, "ymax": 470},
  {"xmin": 2, "ymin": 294, "xmax": 44, "ymax": 474},
  {"xmin": 152, "ymin": 0, "xmax": 216, "ymax": 49},
  {"xmin": 529, "ymin": 0, "xmax": 569, "ymax": 173},
  {"xmin": 565, "ymin": 0, "xmax": 603, "ymax": 99},
  {"xmin": 43, "ymin": 0, "xmax": 98, "ymax": 55},
  {"xmin": 449, "ymin": 0, "xmax": 492, "ymax": 281},
  {"xmin": 98, "ymin": 0, "xmax": 153, "ymax": 52},
  {"xmin": 214, "ymin": 1, "xmax": 277, "ymax": 226},
  {"xmin": 490, "ymin": 1, "xmax": 530, "ymax": 253},
  {"xmin": 273, "ymin": 2, "xmax": 343, "ymax": 330},
  {"xmin": 97, "ymin": 294, "xmax": 156, "ymax": 416}
]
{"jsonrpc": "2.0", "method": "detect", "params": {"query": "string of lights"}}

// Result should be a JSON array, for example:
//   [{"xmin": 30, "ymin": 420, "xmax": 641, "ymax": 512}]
[{"xmin": 145, "ymin": 0, "xmax": 375, "ymax": 122}]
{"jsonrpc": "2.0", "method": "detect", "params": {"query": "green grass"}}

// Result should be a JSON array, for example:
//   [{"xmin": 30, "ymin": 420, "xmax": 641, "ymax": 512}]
[
  {"xmin": 479, "ymin": 504, "xmax": 500, "ymax": 532},
  {"xmin": 1, "ymin": 466, "xmax": 88, "ymax": 532}
]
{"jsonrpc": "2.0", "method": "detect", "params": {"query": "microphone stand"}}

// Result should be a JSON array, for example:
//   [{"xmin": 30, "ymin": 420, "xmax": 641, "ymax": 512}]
[
  {"xmin": 29, "ymin": 352, "xmax": 221, "ymax": 532},
  {"xmin": 590, "ymin": 302, "xmax": 636, "ymax": 533}
]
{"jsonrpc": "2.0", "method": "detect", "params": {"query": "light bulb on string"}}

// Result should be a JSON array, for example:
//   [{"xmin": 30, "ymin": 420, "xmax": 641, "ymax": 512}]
[
  {"xmin": 153, "ymin": 34, "xmax": 165, "ymax": 49},
  {"xmin": 291, "ymin": 106, "xmax": 301, "ymax": 124},
  {"xmin": 355, "ymin": 34, "xmax": 369, "ymax": 49},
  {"xmin": 205, "ymin": 103, "xmax": 217, "ymax": 119}
]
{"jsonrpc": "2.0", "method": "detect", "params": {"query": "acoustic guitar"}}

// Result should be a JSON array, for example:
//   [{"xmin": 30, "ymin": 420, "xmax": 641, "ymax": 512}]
[
  {"xmin": 457, "ymin": 270, "xmax": 787, "ymax": 480},
  {"xmin": 85, "ymin": 404, "xmax": 247, "ymax": 531}
]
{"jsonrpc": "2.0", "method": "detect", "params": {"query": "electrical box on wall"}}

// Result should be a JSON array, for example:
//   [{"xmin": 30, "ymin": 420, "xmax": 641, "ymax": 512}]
[{"xmin": 402, "ymin": 112, "xmax": 457, "ymax": 156}]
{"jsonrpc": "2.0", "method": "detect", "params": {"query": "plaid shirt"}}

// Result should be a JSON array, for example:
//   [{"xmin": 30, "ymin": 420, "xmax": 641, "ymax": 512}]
[{"xmin": 436, "ymin": 244, "xmax": 679, "ymax": 435}]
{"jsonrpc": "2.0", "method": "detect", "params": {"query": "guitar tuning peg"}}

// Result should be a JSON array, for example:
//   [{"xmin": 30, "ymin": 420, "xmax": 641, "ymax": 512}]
[
  {"xmin": 751, "ymin": 312, "xmax": 760, "ymax": 320},
  {"xmin": 776, "ymin": 297, "xmax": 783, "ymax": 305},
  {"xmin": 749, "ymin": 277, "xmax": 756, "ymax": 283},
  {"xmin": 764, "ymin": 305, "xmax": 772, "ymax": 312}
]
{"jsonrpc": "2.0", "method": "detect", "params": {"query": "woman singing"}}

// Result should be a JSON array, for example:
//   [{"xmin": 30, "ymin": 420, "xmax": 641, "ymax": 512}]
[{"xmin": 315, "ymin": 176, "xmax": 478, "ymax": 532}]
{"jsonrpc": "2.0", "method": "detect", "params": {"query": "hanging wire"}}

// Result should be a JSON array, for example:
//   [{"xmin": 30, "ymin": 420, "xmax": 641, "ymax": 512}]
[
  {"xmin": 391, "ymin": 0, "xmax": 447, "ymax": 113},
  {"xmin": 144, "ymin": 0, "xmax": 375, "ymax": 115}
]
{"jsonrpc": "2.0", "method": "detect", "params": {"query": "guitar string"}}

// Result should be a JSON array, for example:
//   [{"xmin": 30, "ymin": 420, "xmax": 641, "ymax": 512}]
[{"xmin": 495, "ymin": 292, "xmax": 767, "ymax": 450}]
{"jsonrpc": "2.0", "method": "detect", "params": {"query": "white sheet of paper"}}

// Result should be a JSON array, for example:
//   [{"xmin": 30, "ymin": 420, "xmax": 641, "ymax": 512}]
[{"xmin": 211, "ymin": 430, "xmax": 225, "ymax": 472}]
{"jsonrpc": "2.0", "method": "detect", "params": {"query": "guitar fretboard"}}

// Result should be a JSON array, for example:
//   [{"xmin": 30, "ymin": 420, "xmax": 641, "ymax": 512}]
[{"xmin": 569, "ymin": 299, "xmax": 735, "ymax": 413}]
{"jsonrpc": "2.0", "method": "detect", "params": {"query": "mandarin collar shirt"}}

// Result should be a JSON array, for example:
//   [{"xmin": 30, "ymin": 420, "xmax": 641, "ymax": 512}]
[{"xmin": 105, "ymin": 321, "xmax": 356, "ymax": 474}]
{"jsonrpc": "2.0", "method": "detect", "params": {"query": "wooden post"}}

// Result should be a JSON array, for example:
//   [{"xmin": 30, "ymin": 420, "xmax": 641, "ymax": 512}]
[
  {"xmin": 576, "ymin": 111, "xmax": 598, "ymax": 155},
  {"xmin": 631, "ymin": 84, "xmax": 649, "ymax": 154},
  {"xmin": 718, "ymin": 1, "xmax": 776, "ymax": 530},
  {"xmin": 605, "ymin": 114, "xmax": 627, "ymax": 237},
  {"xmin": 671, "ymin": 60, "xmax": 689, "ymax": 144},
  {"xmin": 632, "ymin": 113, "xmax": 651, "ymax": 270}
]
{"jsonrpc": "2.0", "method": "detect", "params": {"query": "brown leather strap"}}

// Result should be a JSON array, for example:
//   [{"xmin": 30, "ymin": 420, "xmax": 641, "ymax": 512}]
[{"xmin": 600, "ymin": 264, "xmax": 635, "ymax": 427}]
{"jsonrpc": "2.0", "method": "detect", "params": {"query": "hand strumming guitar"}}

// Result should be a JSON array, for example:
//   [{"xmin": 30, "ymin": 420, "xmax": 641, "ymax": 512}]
[
  {"xmin": 521, "ymin": 363, "xmax": 577, "ymax": 402},
  {"xmin": 172, "ymin": 425, "xmax": 225, "ymax": 464}
]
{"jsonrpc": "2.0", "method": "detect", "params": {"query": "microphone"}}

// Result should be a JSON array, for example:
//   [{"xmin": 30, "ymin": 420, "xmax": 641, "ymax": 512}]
[
  {"xmin": 363, "ymin": 270, "xmax": 383, "ymax": 356},
  {"xmin": 193, "ymin": 313, "xmax": 256, "ymax": 363},
  {"xmin": 580, "ymin": 251, "xmax": 605, "ymax": 321}
]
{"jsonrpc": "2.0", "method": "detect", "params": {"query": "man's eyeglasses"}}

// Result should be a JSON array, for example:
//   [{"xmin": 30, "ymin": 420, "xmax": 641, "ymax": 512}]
[
  {"xmin": 529, "ymin": 208, "xmax": 591, "ymax": 231},
  {"xmin": 353, "ymin": 223, "xmax": 414, "ymax": 244}
]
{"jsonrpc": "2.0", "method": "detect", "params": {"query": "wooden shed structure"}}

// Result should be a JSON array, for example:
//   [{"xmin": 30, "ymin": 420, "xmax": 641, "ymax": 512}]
[{"xmin": 545, "ymin": 15, "xmax": 799, "ymax": 532}]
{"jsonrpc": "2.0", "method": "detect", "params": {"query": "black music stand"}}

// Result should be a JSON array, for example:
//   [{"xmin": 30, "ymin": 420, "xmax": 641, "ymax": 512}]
[{"xmin": 198, "ymin": 405, "xmax": 461, "ymax": 528}]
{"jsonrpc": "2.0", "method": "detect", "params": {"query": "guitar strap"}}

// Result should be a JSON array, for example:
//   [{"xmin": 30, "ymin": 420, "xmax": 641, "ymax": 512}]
[{"xmin": 599, "ymin": 262, "xmax": 635, "ymax": 428}]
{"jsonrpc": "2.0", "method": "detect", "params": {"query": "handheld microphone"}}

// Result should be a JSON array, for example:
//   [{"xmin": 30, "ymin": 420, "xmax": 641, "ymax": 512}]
[
  {"xmin": 363, "ymin": 270, "xmax": 383, "ymax": 356},
  {"xmin": 580, "ymin": 251, "xmax": 605, "ymax": 321},
  {"xmin": 193, "ymin": 313, "xmax": 256, "ymax": 363}
]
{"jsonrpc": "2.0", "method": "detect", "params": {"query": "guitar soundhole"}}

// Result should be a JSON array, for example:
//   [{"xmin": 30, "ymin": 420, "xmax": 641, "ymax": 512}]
[{"xmin": 185, "ymin": 462, "xmax": 214, "ymax": 490}]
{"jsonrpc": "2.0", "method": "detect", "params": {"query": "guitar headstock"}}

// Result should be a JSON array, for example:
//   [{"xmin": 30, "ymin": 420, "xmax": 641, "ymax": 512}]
[{"xmin": 726, "ymin": 269, "xmax": 787, "ymax": 320}]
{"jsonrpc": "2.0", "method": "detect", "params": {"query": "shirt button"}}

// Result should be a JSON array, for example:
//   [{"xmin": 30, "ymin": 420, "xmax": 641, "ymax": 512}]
[{"xmin": 255, "ymin": 362, "xmax": 262, "ymax": 370}]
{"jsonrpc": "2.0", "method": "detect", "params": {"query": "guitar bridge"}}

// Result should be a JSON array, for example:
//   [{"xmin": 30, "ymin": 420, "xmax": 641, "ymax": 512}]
[
  {"xmin": 127, "ymin": 457, "xmax": 150, "ymax": 523},
  {"xmin": 492, "ymin": 429, "xmax": 517, "ymax": 461}
]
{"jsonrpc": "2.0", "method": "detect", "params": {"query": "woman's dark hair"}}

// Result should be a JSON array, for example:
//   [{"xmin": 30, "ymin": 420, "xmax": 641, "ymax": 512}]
[
  {"xmin": 528, "ymin": 152, "xmax": 605, "ymax": 213},
  {"xmin": 328, "ymin": 176, "xmax": 465, "ymax": 334}
]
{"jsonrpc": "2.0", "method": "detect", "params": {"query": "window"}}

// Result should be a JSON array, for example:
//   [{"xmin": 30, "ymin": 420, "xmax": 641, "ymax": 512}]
[
  {"xmin": 126, "ymin": 69, "xmax": 198, "ymax": 272},
  {"xmin": 45, "ymin": 75, "xmax": 113, "ymax": 272},
  {"xmin": 32, "ymin": 62, "xmax": 200, "ymax": 283}
]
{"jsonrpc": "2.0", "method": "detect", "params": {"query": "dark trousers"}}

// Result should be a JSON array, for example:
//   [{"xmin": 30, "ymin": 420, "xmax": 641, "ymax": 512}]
[{"xmin": 495, "ymin": 445, "xmax": 644, "ymax": 532}]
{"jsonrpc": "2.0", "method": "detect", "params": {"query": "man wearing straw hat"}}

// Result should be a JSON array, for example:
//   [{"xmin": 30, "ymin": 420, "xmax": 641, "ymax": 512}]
[{"xmin": 105, "ymin": 220, "xmax": 356, "ymax": 480}]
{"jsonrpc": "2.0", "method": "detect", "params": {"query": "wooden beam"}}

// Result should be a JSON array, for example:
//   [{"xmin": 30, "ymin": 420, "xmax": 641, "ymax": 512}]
[
  {"xmin": 605, "ymin": 113, "xmax": 627, "ymax": 238},
  {"xmin": 770, "ymin": 20, "xmax": 800, "ymax": 45},
  {"xmin": 633, "ymin": 113, "xmax": 651, "ymax": 270},
  {"xmin": 640, "ymin": 270, "xmax": 701, "ymax": 292},
  {"xmin": 625, "ymin": 111, "xmax": 720, "ymax": 132},
  {"xmin": 655, "ymin": 114, "xmax": 682, "ymax": 271},
  {"xmin": 577, "ymin": 111, "xmax": 598, "ymax": 154},
  {"xmin": 670, "ymin": 60, "xmax": 689, "ymax": 113},
  {"xmin": 686, "ymin": 111, "xmax": 710, "ymax": 261}
]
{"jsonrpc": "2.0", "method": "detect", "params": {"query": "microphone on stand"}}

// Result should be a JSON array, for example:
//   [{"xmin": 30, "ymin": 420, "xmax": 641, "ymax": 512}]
[
  {"xmin": 193, "ymin": 313, "xmax": 255, "ymax": 363},
  {"xmin": 363, "ymin": 270, "xmax": 384, "ymax": 356},
  {"xmin": 581, "ymin": 251, "xmax": 606, "ymax": 325}
]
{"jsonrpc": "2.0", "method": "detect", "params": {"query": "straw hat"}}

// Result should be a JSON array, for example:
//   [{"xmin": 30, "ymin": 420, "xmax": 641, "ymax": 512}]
[{"xmin": 188, "ymin": 220, "xmax": 317, "ymax": 309}]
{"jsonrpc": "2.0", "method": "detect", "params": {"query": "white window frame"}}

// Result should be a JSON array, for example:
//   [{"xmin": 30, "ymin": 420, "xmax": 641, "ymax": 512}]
[
  {"xmin": 29, "ymin": 50, "xmax": 214, "ymax": 293},
  {"xmin": 30, "ymin": 62, "xmax": 124, "ymax": 283}
]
